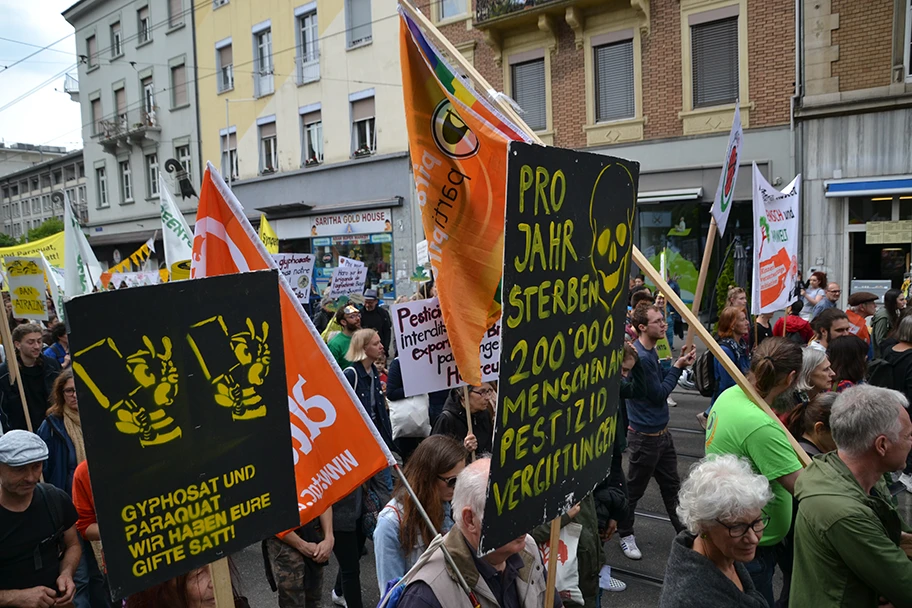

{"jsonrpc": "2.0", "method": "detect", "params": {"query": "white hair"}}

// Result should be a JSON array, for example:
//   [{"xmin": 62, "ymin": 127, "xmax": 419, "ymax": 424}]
[
  {"xmin": 677, "ymin": 455, "xmax": 772, "ymax": 535},
  {"xmin": 451, "ymin": 457, "xmax": 490, "ymax": 530},
  {"xmin": 795, "ymin": 347, "xmax": 828, "ymax": 393},
  {"xmin": 831, "ymin": 385, "xmax": 908, "ymax": 456}
]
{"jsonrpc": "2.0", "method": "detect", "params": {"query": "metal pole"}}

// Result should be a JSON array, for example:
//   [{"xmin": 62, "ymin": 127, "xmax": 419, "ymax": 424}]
[{"xmin": 225, "ymin": 98, "xmax": 230, "ymax": 187}]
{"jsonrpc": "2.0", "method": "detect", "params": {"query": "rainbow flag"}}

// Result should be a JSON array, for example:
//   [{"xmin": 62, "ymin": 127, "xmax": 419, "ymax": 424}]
[{"xmin": 399, "ymin": 10, "xmax": 529, "ymax": 385}]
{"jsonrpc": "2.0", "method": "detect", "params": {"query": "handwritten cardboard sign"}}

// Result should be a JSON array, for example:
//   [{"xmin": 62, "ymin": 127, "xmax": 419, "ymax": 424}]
[
  {"xmin": 329, "ymin": 265, "xmax": 368, "ymax": 298},
  {"xmin": 66, "ymin": 270, "xmax": 298, "ymax": 599},
  {"xmin": 4, "ymin": 256, "xmax": 48, "ymax": 320},
  {"xmin": 480, "ymin": 143, "xmax": 638, "ymax": 552},
  {"xmin": 392, "ymin": 297, "xmax": 500, "ymax": 396},
  {"xmin": 273, "ymin": 253, "xmax": 316, "ymax": 301}
]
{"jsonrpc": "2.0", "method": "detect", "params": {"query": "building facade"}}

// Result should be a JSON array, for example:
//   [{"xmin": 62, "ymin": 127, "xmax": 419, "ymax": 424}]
[
  {"xmin": 0, "ymin": 151, "xmax": 88, "ymax": 239},
  {"xmin": 194, "ymin": 0, "xmax": 420, "ymax": 302},
  {"xmin": 63, "ymin": 0, "xmax": 202, "ymax": 269},
  {"xmin": 797, "ymin": 0, "xmax": 912, "ymax": 301},
  {"xmin": 0, "ymin": 143, "xmax": 69, "ymax": 180},
  {"xmin": 436, "ymin": 0, "xmax": 797, "ymax": 303}
]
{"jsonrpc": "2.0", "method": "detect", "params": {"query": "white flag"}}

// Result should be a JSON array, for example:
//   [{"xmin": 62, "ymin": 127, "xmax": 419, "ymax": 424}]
[
  {"xmin": 159, "ymin": 174, "xmax": 193, "ymax": 279},
  {"xmin": 751, "ymin": 163, "xmax": 801, "ymax": 315},
  {"xmin": 40, "ymin": 251, "xmax": 65, "ymax": 322},
  {"xmin": 64, "ymin": 193, "xmax": 102, "ymax": 297},
  {"xmin": 711, "ymin": 104, "xmax": 743, "ymax": 236}
]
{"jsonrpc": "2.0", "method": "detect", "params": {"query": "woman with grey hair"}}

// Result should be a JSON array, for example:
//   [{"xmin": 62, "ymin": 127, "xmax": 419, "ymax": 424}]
[
  {"xmin": 794, "ymin": 347, "xmax": 834, "ymax": 404},
  {"xmin": 659, "ymin": 455, "xmax": 772, "ymax": 608}
]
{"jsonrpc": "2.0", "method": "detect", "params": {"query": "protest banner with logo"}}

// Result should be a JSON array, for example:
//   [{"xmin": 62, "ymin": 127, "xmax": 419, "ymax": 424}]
[
  {"xmin": 392, "ymin": 297, "xmax": 500, "ymax": 396},
  {"xmin": 751, "ymin": 163, "xmax": 801, "ymax": 314},
  {"xmin": 480, "ymin": 143, "xmax": 638, "ymax": 553},
  {"xmin": 4, "ymin": 256, "xmax": 48, "ymax": 320},
  {"xmin": 259, "ymin": 216, "xmax": 279, "ymax": 254},
  {"xmin": 273, "ymin": 253, "xmax": 316, "ymax": 301},
  {"xmin": 191, "ymin": 162, "xmax": 395, "ymax": 529},
  {"xmin": 160, "ymin": 176, "xmax": 194, "ymax": 281},
  {"xmin": 0, "ymin": 231, "xmax": 65, "ymax": 268},
  {"xmin": 329, "ymin": 265, "xmax": 368, "ymax": 298},
  {"xmin": 710, "ymin": 104, "xmax": 743, "ymax": 237},
  {"xmin": 66, "ymin": 270, "xmax": 299, "ymax": 600},
  {"xmin": 338, "ymin": 256, "xmax": 364, "ymax": 268}
]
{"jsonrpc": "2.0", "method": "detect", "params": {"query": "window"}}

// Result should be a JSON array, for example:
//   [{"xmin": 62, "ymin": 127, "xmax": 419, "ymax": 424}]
[
  {"xmin": 12, "ymin": 202, "xmax": 19, "ymax": 217},
  {"xmin": 146, "ymin": 154, "xmax": 159, "ymax": 198},
  {"xmin": 906, "ymin": 0, "xmax": 912, "ymax": 81},
  {"xmin": 439, "ymin": 0, "xmax": 464, "ymax": 20},
  {"xmin": 168, "ymin": 0, "xmax": 183, "ymax": 28},
  {"xmin": 259, "ymin": 121, "xmax": 277, "ymax": 174},
  {"xmin": 346, "ymin": 0, "xmax": 372, "ymax": 47},
  {"xmin": 42, "ymin": 195, "xmax": 51, "ymax": 212},
  {"xmin": 213, "ymin": 0, "xmax": 228, "ymax": 7},
  {"xmin": 32, "ymin": 199, "xmax": 40, "ymax": 214},
  {"xmin": 91, "ymin": 98, "xmax": 103, "ymax": 135},
  {"xmin": 301, "ymin": 110, "xmax": 323, "ymax": 166},
  {"xmin": 52, "ymin": 170, "xmax": 62, "ymax": 185},
  {"xmin": 217, "ymin": 43, "xmax": 234, "ymax": 92},
  {"xmin": 119, "ymin": 160, "xmax": 134, "ymax": 203},
  {"xmin": 138, "ymin": 7, "xmax": 151, "ymax": 43},
  {"xmin": 351, "ymin": 96, "xmax": 375, "ymax": 156},
  {"xmin": 115, "ymin": 88, "xmax": 127, "ymax": 126},
  {"xmin": 78, "ymin": 163, "xmax": 85, "ymax": 178},
  {"xmin": 10, "ymin": 184, "xmax": 18, "ymax": 197},
  {"xmin": 511, "ymin": 59, "xmax": 546, "ymax": 131},
  {"xmin": 254, "ymin": 27, "xmax": 274, "ymax": 97},
  {"xmin": 297, "ymin": 11, "xmax": 320, "ymax": 84},
  {"xmin": 171, "ymin": 64, "xmax": 188, "ymax": 107},
  {"xmin": 176, "ymin": 144, "xmax": 192, "ymax": 182},
  {"xmin": 692, "ymin": 17, "xmax": 739, "ymax": 107},
  {"xmin": 111, "ymin": 22, "xmax": 122, "ymax": 57},
  {"xmin": 65, "ymin": 166, "xmax": 76, "ymax": 181},
  {"xmin": 97, "ymin": 167, "xmax": 109, "ymax": 208},
  {"xmin": 86, "ymin": 36, "xmax": 97, "ymax": 68},
  {"xmin": 141, "ymin": 76, "xmax": 156, "ymax": 123},
  {"xmin": 594, "ymin": 40, "xmax": 635, "ymax": 122},
  {"xmin": 221, "ymin": 132, "xmax": 238, "ymax": 180}
]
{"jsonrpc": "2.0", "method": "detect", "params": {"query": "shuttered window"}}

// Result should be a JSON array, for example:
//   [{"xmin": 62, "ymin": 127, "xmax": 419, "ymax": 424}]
[
  {"xmin": 171, "ymin": 64, "xmax": 187, "ymax": 107},
  {"xmin": 511, "ymin": 59, "xmax": 546, "ymax": 131},
  {"xmin": 87, "ymin": 36, "xmax": 97, "ymax": 67},
  {"xmin": 347, "ymin": 0, "xmax": 372, "ymax": 47},
  {"xmin": 595, "ymin": 40, "xmax": 635, "ymax": 122},
  {"xmin": 692, "ymin": 17, "xmax": 739, "ymax": 108},
  {"xmin": 169, "ymin": 0, "xmax": 182, "ymax": 27}
]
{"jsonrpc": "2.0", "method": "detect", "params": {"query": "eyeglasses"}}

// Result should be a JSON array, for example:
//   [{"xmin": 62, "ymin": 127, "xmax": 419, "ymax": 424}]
[
  {"xmin": 827, "ymin": 289, "xmax": 841, "ymax": 294},
  {"xmin": 437, "ymin": 475, "xmax": 458, "ymax": 488},
  {"xmin": 715, "ymin": 515, "xmax": 770, "ymax": 538},
  {"xmin": 471, "ymin": 388, "xmax": 495, "ymax": 397},
  {"xmin": 63, "ymin": 388, "xmax": 77, "ymax": 395}
]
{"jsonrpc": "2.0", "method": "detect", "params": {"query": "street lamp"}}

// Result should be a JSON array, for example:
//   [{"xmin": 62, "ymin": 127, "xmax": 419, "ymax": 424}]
[{"xmin": 164, "ymin": 158, "xmax": 196, "ymax": 199}]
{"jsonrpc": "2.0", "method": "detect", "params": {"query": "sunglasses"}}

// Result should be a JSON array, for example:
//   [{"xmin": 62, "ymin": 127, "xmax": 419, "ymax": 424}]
[{"xmin": 437, "ymin": 475, "xmax": 458, "ymax": 489}]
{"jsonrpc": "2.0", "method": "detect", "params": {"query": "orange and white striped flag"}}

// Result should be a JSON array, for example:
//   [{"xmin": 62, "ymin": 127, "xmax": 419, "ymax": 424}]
[{"xmin": 191, "ymin": 161, "xmax": 395, "ymax": 525}]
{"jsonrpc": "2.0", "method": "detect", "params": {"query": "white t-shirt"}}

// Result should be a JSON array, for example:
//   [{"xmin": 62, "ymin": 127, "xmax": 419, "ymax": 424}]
[{"xmin": 802, "ymin": 287, "xmax": 825, "ymax": 319}]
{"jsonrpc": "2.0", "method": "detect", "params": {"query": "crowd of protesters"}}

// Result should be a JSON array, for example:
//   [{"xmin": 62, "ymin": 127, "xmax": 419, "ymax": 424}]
[{"xmin": 1, "ymin": 266, "xmax": 912, "ymax": 608}]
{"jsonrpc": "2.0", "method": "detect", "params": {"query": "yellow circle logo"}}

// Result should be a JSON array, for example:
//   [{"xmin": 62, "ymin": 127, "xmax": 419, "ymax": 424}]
[{"xmin": 431, "ymin": 100, "xmax": 479, "ymax": 159}]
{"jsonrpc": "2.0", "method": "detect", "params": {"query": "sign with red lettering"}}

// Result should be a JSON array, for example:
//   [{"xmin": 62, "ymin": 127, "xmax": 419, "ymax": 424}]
[
  {"xmin": 66, "ymin": 271, "xmax": 298, "ymax": 600},
  {"xmin": 392, "ymin": 297, "xmax": 500, "ymax": 396},
  {"xmin": 751, "ymin": 162, "xmax": 800, "ymax": 314},
  {"xmin": 304, "ymin": 208, "xmax": 393, "ymax": 237}
]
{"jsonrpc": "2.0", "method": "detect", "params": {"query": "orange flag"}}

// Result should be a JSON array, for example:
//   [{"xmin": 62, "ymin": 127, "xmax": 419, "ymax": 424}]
[
  {"xmin": 191, "ymin": 162, "xmax": 394, "ymax": 525},
  {"xmin": 399, "ymin": 10, "xmax": 530, "ymax": 385}
]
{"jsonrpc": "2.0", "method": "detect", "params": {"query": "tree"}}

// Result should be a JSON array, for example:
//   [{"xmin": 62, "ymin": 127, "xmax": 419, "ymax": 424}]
[
  {"xmin": 22, "ymin": 218, "xmax": 64, "ymax": 244},
  {"xmin": 0, "ymin": 232, "xmax": 17, "ymax": 247}
]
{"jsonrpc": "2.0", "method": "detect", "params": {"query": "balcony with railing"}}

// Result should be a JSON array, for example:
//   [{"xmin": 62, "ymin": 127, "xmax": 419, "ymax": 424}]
[
  {"xmin": 64, "ymin": 73, "xmax": 79, "ymax": 102},
  {"xmin": 218, "ymin": 64, "xmax": 234, "ymax": 93},
  {"xmin": 93, "ymin": 106, "xmax": 161, "ymax": 154},
  {"xmin": 296, "ymin": 51, "xmax": 320, "ymax": 85}
]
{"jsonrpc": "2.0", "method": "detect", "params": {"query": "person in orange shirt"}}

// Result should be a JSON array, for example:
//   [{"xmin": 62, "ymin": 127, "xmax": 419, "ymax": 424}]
[{"xmin": 845, "ymin": 292, "xmax": 878, "ymax": 346}]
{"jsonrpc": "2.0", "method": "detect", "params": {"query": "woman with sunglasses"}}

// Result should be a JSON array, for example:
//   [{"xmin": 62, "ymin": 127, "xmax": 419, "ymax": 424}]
[
  {"xmin": 660, "ymin": 455, "xmax": 772, "ymax": 608},
  {"xmin": 374, "ymin": 435, "xmax": 468, "ymax": 595},
  {"xmin": 431, "ymin": 381, "xmax": 496, "ymax": 455}
]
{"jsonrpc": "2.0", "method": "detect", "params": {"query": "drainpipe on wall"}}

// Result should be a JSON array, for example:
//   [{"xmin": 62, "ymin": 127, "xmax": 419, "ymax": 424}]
[{"xmin": 791, "ymin": 0, "xmax": 804, "ymax": 272}]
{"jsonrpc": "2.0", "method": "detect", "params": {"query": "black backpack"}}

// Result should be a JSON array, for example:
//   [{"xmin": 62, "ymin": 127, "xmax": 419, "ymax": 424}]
[
  {"xmin": 785, "ymin": 331, "xmax": 806, "ymax": 344},
  {"xmin": 693, "ymin": 349, "xmax": 717, "ymax": 398},
  {"xmin": 868, "ymin": 358, "xmax": 897, "ymax": 390}
]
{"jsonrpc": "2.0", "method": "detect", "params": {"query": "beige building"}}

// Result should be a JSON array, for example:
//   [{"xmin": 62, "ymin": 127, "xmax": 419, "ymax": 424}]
[{"xmin": 194, "ymin": 0, "xmax": 421, "ymax": 302}]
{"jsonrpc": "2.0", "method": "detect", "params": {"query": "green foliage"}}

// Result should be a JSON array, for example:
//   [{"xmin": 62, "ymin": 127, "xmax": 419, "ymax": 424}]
[
  {"xmin": 0, "ymin": 232, "xmax": 17, "ymax": 247},
  {"xmin": 716, "ymin": 254, "xmax": 735, "ymax": 314},
  {"xmin": 22, "ymin": 218, "xmax": 63, "ymax": 244}
]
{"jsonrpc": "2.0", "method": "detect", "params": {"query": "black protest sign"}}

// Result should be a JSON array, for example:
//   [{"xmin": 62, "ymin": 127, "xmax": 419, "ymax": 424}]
[
  {"xmin": 66, "ymin": 270, "xmax": 298, "ymax": 600},
  {"xmin": 480, "ymin": 142, "xmax": 638, "ymax": 552}
]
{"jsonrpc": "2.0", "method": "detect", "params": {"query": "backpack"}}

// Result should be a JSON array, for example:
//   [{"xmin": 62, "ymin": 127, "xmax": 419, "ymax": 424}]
[
  {"xmin": 692, "ymin": 349, "xmax": 717, "ymax": 398},
  {"xmin": 785, "ymin": 331, "xmax": 806, "ymax": 344},
  {"xmin": 867, "ymin": 358, "xmax": 897, "ymax": 390}
]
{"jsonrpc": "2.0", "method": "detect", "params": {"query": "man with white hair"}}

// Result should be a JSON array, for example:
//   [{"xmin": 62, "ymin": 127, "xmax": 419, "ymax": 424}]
[
  {"xmin": 0, "ymin": 430, "xmax": 81, "ymax": 608},
  {"xmin": 396, "ymin": 458, "xmax": 559, "ymax": 608},
  {"xmin": 791, "ymin": 385, "xmax": 912, "ymax": 607}
]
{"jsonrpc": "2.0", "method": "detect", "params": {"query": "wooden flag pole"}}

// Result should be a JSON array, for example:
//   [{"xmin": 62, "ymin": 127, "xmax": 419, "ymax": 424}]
[
  {"xmin": 633, "ymin": 247, "xmax": 812, "ymax": 466},
  {"xmin": 0, "ymin": 311, "xmax": 32, "ymax": 433},
  {"xmin": 544, "ymin": 517, "xmax": 561, "ymax": 607},
  {"xmin": 209, "ymin": 558, "xmax": 233, "ymax": 607},
  {"xmin": 684, "ymin": 216, "xmax": 718, "ymax": 351},
  {"xmin": 462, "ymin": 385, "xmax": 475, "ymax": 461}
]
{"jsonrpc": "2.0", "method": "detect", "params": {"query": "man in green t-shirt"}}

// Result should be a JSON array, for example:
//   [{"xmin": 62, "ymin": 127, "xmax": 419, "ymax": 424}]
[
  {"xmin": 706, "ymin": 385, "xmax": 803, "ymax": 607},
  {"xmin": 328, "ymin": 305, "xmax": 361, "ymax": 370}
]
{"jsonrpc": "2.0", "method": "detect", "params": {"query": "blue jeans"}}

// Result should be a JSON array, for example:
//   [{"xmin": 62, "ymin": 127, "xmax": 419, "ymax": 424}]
[
  {"xmin": 744, "ymin": 543, "xmax": 778, "ymax": 608},
  {"xmin": 73, "ymin": 536, "xmax": 112, "ymax": 608}
]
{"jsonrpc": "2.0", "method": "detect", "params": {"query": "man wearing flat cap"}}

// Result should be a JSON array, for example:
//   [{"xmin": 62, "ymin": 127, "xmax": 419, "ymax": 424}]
[
  {"xmin": 846, "ymin": 291, "xmax": 878, "ymax": 350},
  {"xmin": 0, "ymin": 430, "xmax": 81, "ymax": 608},
  {"xmin": 359, "ymin": 289, "xmax": 392, "ymax": 356}
]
